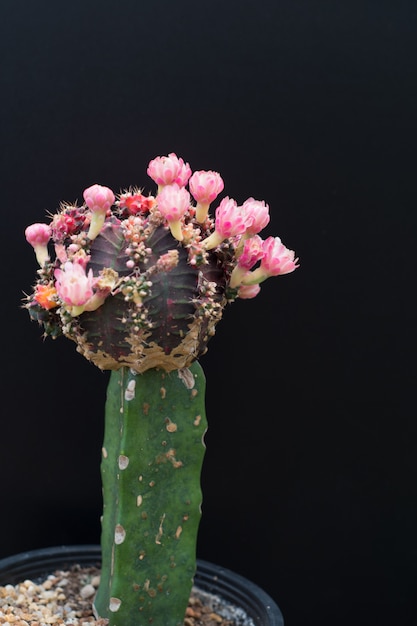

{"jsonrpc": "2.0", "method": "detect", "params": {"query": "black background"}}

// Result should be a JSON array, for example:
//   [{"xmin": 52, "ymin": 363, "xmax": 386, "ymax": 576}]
[{"xmin": 1, "ymin": 1, "xmax": 416, "ymax": 625}]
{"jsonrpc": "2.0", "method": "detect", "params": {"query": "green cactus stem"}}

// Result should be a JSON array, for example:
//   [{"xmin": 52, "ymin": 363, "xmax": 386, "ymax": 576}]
[{"xmin": 93, "ymin": 361, "xmax": 207, "ymax": 626}]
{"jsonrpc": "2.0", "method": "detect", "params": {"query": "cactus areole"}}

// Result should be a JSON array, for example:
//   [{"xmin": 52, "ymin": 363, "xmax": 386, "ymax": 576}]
[{"xmin": 24, "ymin": 153, "xmax": 299, "ymax": 625}]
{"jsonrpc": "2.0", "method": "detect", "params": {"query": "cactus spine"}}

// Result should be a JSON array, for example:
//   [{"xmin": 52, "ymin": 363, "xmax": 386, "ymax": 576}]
[{"xmin": 93, "ymin": 362, "xmax": 207, "ymax": 625}]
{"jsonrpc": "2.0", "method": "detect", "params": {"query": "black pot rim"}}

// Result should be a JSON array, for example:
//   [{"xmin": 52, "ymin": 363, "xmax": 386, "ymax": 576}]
[{"xmin": 0, "ymin": 544, "xmax": 284, "ymax": 625}]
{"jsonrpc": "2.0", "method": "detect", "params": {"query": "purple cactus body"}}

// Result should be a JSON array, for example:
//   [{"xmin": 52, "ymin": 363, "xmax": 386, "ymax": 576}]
[{"xmin": 74, "ymin": 220, "xmax": 230, "ymax": 372}]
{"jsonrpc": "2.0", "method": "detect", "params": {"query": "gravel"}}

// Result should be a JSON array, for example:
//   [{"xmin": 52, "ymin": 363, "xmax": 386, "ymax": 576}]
[{"xmin": 0, "ymin": 564, "xmax": 252, "ymax": 626}]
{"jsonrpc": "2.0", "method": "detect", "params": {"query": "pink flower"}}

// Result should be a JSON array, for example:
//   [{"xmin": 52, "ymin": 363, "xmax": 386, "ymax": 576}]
[
  {"xmin": 157, "ymin": 183, "xmax": 191, "ymax": 241},
  {"xmin": 147, "ymin": 153, "xmax": 191, "ymax": 189},
  {"xmin": 25, "ymin": 223, "xmax": 52, "ymax": 266},
  {"xmin": 260, "ymin": 236, "xmax": 299, "ymax": 276},
  {"xmin": 83, "ymin": 184, "xmax": 115, "ymax": 240},
  {"xmin": 54, "ymin": 261, "xmax": 95, "ymax": 308},
  {"xmin": 215, "ymin": 197, "xmax": 248, "ymax": 238},
  {"xmin": 241, "ymin": 198, "xmax": 270, "ymax": 235},
  {"xmin": 229, "ymin": 235, "xmax": 264, "ymax": 288},
  {"xmin": 203, "ymin": 197, "xmax": 248, "ymax": 250},
  {"xmin": 237, "ymin": 235, "xmax": 264, "ymax": 270},
  {"xmin": 189, "ymin": 170, "xmax": 224, "ymax": 222},
  {"xmin": 241, "ymin": 236, "xmax": 299, "ymax": 285}
]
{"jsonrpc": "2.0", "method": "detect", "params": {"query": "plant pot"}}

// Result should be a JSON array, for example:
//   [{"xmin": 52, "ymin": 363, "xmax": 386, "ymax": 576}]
[{"xmin": 0, "ymin": 544, "xmax": 284, "ymax": 625}]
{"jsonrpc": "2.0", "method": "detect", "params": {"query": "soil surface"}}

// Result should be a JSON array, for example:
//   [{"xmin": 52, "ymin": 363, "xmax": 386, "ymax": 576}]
[{"xmin": 0, "ymin": 564, "xmax": 252, "ymax": 625}]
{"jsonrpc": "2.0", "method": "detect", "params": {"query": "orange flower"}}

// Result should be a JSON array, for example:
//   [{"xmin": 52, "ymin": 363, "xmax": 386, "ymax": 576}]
[{"xmin": 34, "ymin": 284, "xmax": 59, "ymax": 310}]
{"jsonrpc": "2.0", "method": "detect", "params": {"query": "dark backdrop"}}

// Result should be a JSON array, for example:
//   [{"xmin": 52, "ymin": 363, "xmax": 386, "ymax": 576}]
[{"xmin": 1, "ymin": 2, "xmax": 416, "ymax": 625}]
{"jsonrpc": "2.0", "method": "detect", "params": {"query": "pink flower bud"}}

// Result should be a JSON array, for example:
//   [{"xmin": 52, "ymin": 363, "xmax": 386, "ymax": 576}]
[
  {"xmin": 157, "ymin": 183, "xmax": 191, "ymax": 241},
  {"xmin": 25, "ymin": 223, "xmax": 52, "ymax": 266},
  {"xmin": 189, "ymin": 170, "xmax": 225, "ymax": 223},
  {"xmin": 157, "ymin": 184, "xmax": 190, "ymax": 222},
  {"xmin": 237, "ymin": 283, "xmax": 261, "ymax": 299},
  {"xmin": 83, "ymin": 184, "xmax": 115, "ymax": 213},
  {"xmin": 241, "ymin": 198, "xmax": 270, "ymax": 235},
  {"xmin": 147, "ymin": 153, "xmax": 191, "ymax": 188},
  {"xmin": 25, "ymin": 223, "xmax": 51, "ymax": 247},
  {"xmin": 189, "ymin": 170, "xmax": 224, "ymax": 204},
  {"xmin": 83, "ymin": 184, "xmax": 115, "ymax": 240},
  {"xmin": 54, "ymin": 243, "xmax": 68, "ymax": 264},
  {"xmin": 202, "ymin": 197, "xmax": 248, "ymax": 250},
  {"xmin": 51, "ymin": 212, "xmax": 81, "ymax": 240}
]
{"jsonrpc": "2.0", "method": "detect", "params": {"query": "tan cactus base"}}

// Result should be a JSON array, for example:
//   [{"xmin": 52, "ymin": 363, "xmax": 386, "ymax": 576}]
[{"xmin": 74, "ymin": 316, "xmax": 213, "ymax": 373}]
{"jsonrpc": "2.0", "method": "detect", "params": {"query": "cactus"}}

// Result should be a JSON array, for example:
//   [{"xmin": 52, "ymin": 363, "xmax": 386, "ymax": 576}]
[
  {"xmin": 24, "ymin": 153, "xmax": 299, "ymax": 625},
  {"xmin": 94, "ymin": 362, "xmax": 207, "ymax": 624}
]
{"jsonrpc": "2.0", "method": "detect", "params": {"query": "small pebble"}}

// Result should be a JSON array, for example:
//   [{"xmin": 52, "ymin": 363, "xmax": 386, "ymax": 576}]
[{"xmin": 79, "ymin": 585, "xmax": 95, "ymax": 599}]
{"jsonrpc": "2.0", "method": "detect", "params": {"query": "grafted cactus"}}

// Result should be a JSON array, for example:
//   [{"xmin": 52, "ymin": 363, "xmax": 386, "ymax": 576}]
[{"xmin": 24, "ymin": 153, "xmax": 299, "ymax": 625}]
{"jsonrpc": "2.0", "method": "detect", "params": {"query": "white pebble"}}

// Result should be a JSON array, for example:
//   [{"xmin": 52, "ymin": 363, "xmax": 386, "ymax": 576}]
[{"xmin": 80, "ymin": 583, "xmax": 96, "ymax": 599}]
